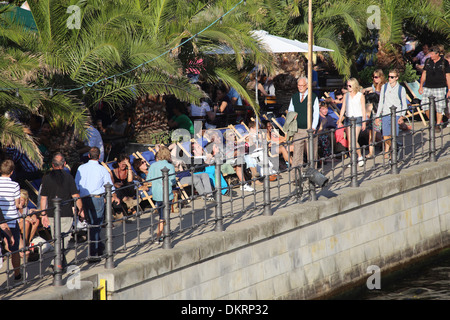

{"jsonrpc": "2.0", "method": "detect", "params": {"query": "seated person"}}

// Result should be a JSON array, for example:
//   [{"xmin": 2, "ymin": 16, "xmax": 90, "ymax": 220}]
[
  {"xmin": 203, "ymin": 137, "xmax": 253, "ymax": 192},
  {"xmin": 106, "ymin": 110, "xmax": 129, "ymax": 138},
  {"xmin": 175, "ymin": 141, "xmax": 215, "ymax": 201},
  {"xmin": 264, "ymin": 120, "xmax": 292, "ymax": 166},
  {"xmin": 17, "ymin": 189, "xmax": 39, "ymax": 255},
  {"xmin": 110, "ymin": 154, "xmax": 136, "ymax": 214},
  {"xmin": 188, "ymin": 98, "xmax": 216, "ymax": 128},
  {"xmin": 168, "ymin": 102, "xmax": 194, "ymax": 135},
  {"xmin": 317, "ymin": 102, "xmax": 338, "ymax": 160},
  {"xmin": 212, "ymin": 85, "xmax": 234, "ymax": 127},
  {"xmin": 132, "ymin": 158, "xmax": 153, "ymax": 209},
  {"xmin": 132, "ymin": 158, "xmax": 149, "ymax": 181}
]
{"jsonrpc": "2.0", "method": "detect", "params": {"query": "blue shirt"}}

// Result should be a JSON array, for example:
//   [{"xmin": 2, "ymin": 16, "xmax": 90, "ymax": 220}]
[
  {"xmin": 226, "ymin": 87, "xmax": 242, "ymax": 106},
  {"xmin": 75, "ymin": 160, "xmax": 114, "ymax": 197},
  {"xmin": 146, "ymin": 160, "xmax": 176, "ymax": 202}
]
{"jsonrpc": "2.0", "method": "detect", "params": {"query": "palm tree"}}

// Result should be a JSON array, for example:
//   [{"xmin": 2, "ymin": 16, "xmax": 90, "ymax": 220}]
[
  {"xmin": 257, "ymin": 0, "xmax": 369, "ymax": 78},
  {"xmin": 374, "ymin": 0, "xmax": 449, "ymax": 70}
]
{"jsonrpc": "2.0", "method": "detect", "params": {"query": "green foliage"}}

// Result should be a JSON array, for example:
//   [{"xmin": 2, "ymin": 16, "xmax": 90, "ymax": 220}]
[
  {"xmin": 358, "ymin": 66, "xmax": 378, "ymax": 88},
  {"xmin": 398, "ymin": 63, "xmax": 420, "ymax": 84},
  {"xmin": 358, "ymin": 62, "xmax": 419, "ymax": 88},
  {"xmin": 0, "ymin": 0, "xmax": 272, "ymax": 165}
]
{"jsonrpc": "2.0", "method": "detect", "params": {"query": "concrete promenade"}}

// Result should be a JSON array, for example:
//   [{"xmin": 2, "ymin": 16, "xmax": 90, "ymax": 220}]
[{"xmin": 1, "ymin": 120, "xmax": 449, "ymax": 300}]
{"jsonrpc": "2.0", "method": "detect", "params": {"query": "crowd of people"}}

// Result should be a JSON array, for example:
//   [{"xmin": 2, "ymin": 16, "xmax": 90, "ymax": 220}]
[{"xmin": 0, "ymin": 41, "xmax": 449, "ymax": 280}]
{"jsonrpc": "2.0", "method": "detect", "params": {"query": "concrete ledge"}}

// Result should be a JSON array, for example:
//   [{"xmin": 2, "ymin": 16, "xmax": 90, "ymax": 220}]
[
  {"xmin": 87, "ymin": 157, "xmax": 450, "ymax": 298},
  {"xmin": 16, "ymin": 281, "xmax": 93, "ymax": 300}
]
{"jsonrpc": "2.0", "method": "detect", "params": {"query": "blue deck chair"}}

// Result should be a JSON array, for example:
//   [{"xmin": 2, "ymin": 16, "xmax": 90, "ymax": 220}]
[
  {"xmin": 323, "ymin": 91, "xmax": 336, "ymax": 100},
  {"xmin": 140, "ymin": 150, "xmax": 156, "ymax": 163}
]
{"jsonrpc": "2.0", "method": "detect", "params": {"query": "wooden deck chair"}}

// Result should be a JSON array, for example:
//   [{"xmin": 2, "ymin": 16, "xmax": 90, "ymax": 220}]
[
  {"xmin": 403, "ymin": 81, "xmax": 427, "ymax": 126},
  {"xmin": 227, "ymin": 124, "xmax": 246, "ymax": 140},
  {"xmin": 263, "ymin": 113, "xmax": 286, "ymax": 135},
  {"xmin": 138, "ymin": 184, "xmax": 156, "ymax": 209}
]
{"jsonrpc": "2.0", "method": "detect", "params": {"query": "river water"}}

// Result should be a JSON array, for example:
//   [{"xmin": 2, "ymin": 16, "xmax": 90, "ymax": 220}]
[{"xmin": 334, "ymin": 248, "xmax": 450, "ymax": 300}]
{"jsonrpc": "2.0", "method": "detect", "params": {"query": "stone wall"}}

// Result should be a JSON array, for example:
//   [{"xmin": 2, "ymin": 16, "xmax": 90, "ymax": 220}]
[{"xmin": 19, "ymin": 157, "xmax": 450, "ymax": 300}]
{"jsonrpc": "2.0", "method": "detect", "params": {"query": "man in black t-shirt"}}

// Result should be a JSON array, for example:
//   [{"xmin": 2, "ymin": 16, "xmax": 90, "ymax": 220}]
[
  {"xmin": 419, "ymin": 45, "xmax": 450, "ymax": 131},
  {"xmin": 40, "ymin": 153, "xmax": 84, "ymax": 250}
]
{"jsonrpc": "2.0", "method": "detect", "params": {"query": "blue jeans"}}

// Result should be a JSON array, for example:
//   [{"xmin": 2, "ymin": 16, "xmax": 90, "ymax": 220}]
[{"xmin": 82, "ymin": 196, "xmax": 105, "ymax": 257}]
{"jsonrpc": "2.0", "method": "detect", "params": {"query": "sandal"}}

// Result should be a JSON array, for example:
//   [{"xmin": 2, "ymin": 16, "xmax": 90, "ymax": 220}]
[{"xmin": 365, "ymin": 154, "xmax": 374, "ymax": 159}]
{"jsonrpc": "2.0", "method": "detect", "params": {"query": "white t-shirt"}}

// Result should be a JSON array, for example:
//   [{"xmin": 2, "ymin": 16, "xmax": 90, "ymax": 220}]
[
  {"xmin": 84, "ymin": 125, "xmax": 105, "ymax": 162},
  {"xmin": 190, "ymin": 101, "xmax": 211, "ymax": 117}
]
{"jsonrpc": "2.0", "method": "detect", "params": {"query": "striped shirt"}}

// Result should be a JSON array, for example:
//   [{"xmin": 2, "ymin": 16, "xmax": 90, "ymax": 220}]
[
  {"xmin": 0, "ymin": 177, "xmax": 20, "ymax": 227},
  {"xmin": 5, "ymin": 148, "xmax": 39, "ymax": 173}
]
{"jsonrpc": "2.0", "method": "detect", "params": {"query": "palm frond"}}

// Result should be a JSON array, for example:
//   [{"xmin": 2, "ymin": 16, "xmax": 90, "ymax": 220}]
[{"xmin": 0, "ymin": 116, "xmax": 43, "ymax": 167}]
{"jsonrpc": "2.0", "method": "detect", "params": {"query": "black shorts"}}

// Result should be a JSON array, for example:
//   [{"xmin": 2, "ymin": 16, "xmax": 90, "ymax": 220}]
[{"xmin": 0, "ymin": 221, "xmax": 21, "ymax": 252}]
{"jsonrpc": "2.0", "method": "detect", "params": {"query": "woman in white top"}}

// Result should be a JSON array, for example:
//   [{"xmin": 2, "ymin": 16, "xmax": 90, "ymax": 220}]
[{"xmin": 337, "ymin": 78, "xmax": 366, "ymax": 167}]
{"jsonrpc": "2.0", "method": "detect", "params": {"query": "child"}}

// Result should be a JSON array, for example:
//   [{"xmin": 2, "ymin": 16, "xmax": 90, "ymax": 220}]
[
  {"xmin": 146, "ymin": 146, "xmax": 176, "ymax": 243},
  {"xmin": 18, "ymin": 190, "xmax": 39, "ymax": 251}
]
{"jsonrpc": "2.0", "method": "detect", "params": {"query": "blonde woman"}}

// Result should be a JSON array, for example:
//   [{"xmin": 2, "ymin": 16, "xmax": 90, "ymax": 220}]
[
  {"xmin": 337, "ymin": 78, "xmax": 366, "ymax": 167},
  {"xmin": 18, "ymin": 189, "xmax": 39, "ymax": 255},
  {"xmin": 146, "ymin": 146, "xmax": 176, "ymax": 243}
]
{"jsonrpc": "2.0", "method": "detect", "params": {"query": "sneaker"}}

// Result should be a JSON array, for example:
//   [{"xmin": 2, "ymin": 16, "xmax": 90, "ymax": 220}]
[
  {"xmin": 240, "ymin": 184, "xmax": 254, "ymax": 192},
  {"xmin": 206, "ymin": 196, "xmax": 215, "ymax": 202},
  {"xmin": 358, "ymin": 156, "xmax": 364, "ymax": 167}
]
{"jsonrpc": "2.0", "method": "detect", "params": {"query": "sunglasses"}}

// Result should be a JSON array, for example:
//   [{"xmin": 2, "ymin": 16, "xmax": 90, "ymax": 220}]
[
  {"xmin": 373, "ymin": 75, "xmax": 379, "ymax": 79},
  {"xmin": 388, "ymin": 75, "xmax": 397, "ymax": 79},
  {"xmin": 347, "ymin": 84, "xmax": 352, "ymax": 88}
]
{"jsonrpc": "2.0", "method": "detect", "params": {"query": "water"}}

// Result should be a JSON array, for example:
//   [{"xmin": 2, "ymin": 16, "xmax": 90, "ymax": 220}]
[{"xmin": 336, "ymin": 248, "xmax": 450, "ymax": 300}]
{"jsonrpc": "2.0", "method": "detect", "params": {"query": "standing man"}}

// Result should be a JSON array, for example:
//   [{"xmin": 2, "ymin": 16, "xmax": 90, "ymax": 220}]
[
  {"xmin": 78, "ymin": 124, "xmax": 105, "ymax": 163},
  {"xmin": 75, "ymin": 147, "xmax": 119, "ymax": 262},
  {"xmin": 418, "ymin": 45, "xmax": 450, "ymax": 132},
  {"xmin": 40, "ymin": 153, "xmax": 84, "ymax": 268},
  {"xmin": 288, "ymin": 77, "xmax": 320, "ymax": 169},
  {"xmin": 0, "ymin": 160, "xmax": 21, "ymax": 280},
  {"xmin": 375, "ymin": 69, "xmax": 408, "ymax": 160}
]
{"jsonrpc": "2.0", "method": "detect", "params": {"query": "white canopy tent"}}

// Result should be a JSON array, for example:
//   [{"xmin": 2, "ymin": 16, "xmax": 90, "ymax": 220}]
[
  {"xmin": 203, "ymin": 30, "xmax": 334, "ymax": 146},
  {"xmin": 250, "ymin": 30, "xmax": 333, "ymax": 53}
]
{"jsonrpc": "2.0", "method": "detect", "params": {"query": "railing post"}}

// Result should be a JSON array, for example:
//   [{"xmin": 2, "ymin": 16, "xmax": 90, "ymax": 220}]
[
  {"xmin": 104, "ymin": 183, "xmax": 114, "ymax": 269},
  {"xmin": 350, "ymin": 117, "xmax": 358, "ymax": 188},
  {"xmin": 390, "ymin": 105, "xmax": 399, "ymax": 174},
  {"xmin": 161, "ymin": 167, "xmax": 172, "ymax": 249},
  {"xmin": 262, "ymin": 137, "xmax": 273, "ymax": 215},
  {"xmin": 307, "ymin": 128, "xmax": 317, "ymax": 201},
  {"xmin": 52, "ymin": 197, "xmax": 63, "ymax": 286},
  {"xmin": 428, "ymin": 96, "xmax": 437, "ymax": 162},
  {"xmin": 214, "ymin": 157, "xmax": 224, "ymax": 231}
]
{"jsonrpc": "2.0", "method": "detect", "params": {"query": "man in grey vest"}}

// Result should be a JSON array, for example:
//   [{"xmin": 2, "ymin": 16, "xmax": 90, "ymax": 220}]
[{"xmin": 288, "ymin": 77, "xmax": 320, "ymax": 169}]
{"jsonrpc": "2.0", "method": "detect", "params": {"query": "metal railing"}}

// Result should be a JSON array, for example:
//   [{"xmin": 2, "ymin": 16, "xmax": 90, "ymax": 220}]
[{"xmin": 0, "ymin": 95, "xmax": 448, "ymax": 294}]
